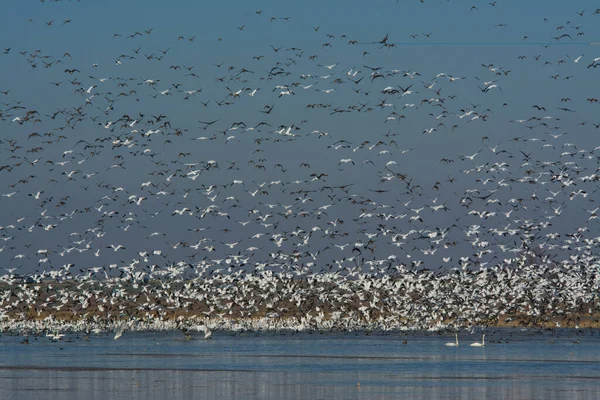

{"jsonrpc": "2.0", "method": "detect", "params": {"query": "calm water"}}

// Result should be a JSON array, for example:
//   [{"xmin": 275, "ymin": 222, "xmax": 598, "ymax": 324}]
[{"xmin": 1, "ymin": 329, "xmax": 599, "ymax": 400}]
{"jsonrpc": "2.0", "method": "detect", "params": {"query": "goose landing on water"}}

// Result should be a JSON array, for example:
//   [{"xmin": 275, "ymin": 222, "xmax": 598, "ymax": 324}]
[
  {"xmin": 180, "ymin": 326, "xmax": 211, "ymax": 340},
  {"xmin": 114, "ymin": 322, "xmax": 126, "ymax": 340},
  {"xmin": 47, "ymin": 332, "xmax": 64, "ymax": 341},
  {"xmin": 197, "ymin": 324, "xmax": 212, "ymax": 340}
]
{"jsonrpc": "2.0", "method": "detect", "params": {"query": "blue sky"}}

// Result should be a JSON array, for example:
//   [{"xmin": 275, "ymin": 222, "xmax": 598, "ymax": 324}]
[{"xmin": 1, "ymin": 0, "xmax": 600, "ymax": 274}]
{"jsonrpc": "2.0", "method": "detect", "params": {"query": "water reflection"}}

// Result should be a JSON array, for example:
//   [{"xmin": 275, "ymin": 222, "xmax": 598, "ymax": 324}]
[
  {"xmin": 2, "ymin": 369, "xmax": 600, "ymax": 400},
  {"xmin": 1, "ymin": 330, "xmax": 599, "ymax": 400}
]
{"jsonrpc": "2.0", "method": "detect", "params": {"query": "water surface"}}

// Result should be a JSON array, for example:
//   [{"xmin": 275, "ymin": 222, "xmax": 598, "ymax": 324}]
[{"xmin": 1, "ymin": 329, "xmax": 599, "ymax": 399}]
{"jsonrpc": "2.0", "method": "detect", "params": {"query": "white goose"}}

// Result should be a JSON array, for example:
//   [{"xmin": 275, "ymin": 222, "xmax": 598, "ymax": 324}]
[{"xmin": 114, "ymin": 322, "xmax": 126, "ymax": 340}]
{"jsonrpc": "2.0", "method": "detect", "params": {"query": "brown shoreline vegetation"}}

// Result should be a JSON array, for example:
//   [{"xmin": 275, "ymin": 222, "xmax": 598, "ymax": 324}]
[{"xmin": 2, "ymin": 263, "xmax": 599, "ymax": 332}]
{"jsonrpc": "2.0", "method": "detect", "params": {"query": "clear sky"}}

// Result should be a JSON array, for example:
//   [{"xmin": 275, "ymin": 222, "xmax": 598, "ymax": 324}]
[{"xmin": 1, "ymin": 0, "xmax": 599, "ymax": 275}]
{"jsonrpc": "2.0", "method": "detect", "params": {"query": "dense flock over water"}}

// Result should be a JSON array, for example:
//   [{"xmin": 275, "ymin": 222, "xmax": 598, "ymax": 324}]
[{"xmin": 1, "ymin": 1, "xmax": 600, "ymax": 335}]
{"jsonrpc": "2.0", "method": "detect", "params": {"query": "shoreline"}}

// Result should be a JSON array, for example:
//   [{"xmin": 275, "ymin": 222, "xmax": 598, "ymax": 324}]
[
  {"xmin": 3, "ymin": 255, "xmax": 600, "ymax": 334},
  {"xmin": 2, "ymin": 311, "xmax": 599, "ymax": 334}
]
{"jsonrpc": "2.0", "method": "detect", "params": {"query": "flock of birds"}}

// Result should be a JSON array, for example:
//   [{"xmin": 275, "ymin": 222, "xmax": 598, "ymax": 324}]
[{"xmin": 1, "ymin": 1, "xmax": 600, "ymax": 338}]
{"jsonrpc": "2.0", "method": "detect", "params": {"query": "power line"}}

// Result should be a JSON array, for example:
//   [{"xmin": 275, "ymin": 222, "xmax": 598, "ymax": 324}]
[{"xmin": 357, "ymin": 41, "xmax": 598, "ymax": 46}]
